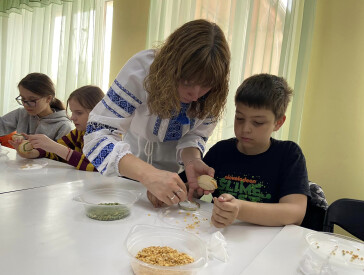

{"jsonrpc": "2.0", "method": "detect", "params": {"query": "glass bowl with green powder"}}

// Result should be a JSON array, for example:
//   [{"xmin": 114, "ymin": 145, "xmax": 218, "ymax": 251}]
[{"xmin": 74, "ymin": 189, "xmax": 141, "ymax": 221}]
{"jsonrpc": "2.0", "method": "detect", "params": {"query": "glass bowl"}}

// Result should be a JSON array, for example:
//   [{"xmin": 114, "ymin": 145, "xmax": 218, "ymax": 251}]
[
  {"xmin": 126, "ymin": 224, "xmax": 208, "ymax": 275},
  {"xmin": 73, "ymin": 188, "xmax": 141, "ymax": 221}
]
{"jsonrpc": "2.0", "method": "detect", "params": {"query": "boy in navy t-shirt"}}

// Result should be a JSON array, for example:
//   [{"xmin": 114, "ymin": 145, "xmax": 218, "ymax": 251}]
[
  {"xmin": 147, "ymin": 74, "xmax": 310, "ymax": 227},
  {"xmin": 208, "ymin": 73, "xmax": 310, "ymax": 227}
]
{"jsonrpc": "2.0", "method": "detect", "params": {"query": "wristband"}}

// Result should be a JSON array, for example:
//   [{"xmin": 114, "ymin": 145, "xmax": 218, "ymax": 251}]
[{"xmin": 65, "ymin": 148, "xmax": 72, "ymax": 161}]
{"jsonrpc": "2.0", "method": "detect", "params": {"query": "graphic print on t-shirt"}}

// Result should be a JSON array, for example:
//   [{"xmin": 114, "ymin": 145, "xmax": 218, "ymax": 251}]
[{"xmin": 216, "ymin": 174, "xmax": 272, "ymax": 202}]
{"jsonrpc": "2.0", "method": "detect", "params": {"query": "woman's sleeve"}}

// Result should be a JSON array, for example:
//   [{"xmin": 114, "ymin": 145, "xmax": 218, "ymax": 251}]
[
  {"xmin": 175, "ymin": 117, "xmax": 217, "ymax": 164},
  {"xmin": 0, "ymin": 108, "xmax": 20, "ymax": 136},
  {"xmin": 83, "ymin": 51, "xmax": 151, "ymax": 176}
]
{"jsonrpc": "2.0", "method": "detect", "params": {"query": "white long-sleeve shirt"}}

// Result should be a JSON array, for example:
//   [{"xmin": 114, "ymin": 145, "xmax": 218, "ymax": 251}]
[{"xmin": 83, "ymin": 49, "xmax": 217, "ymax": 176}]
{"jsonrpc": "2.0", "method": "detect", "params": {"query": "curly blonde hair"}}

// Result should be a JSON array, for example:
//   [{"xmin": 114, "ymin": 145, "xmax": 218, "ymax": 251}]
[{"xmin": 144, "ymin": 19, "xmax": 230, "ymax": 120}]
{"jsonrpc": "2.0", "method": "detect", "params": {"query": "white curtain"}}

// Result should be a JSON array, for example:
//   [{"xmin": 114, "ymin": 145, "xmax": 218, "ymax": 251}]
[
  {"xmin": 146, "ymin": 0, "xmax": 317, "ymax": 146},
  {"xmin": 0, "ymin": 0, "xmax": 111, "ymax": 116}
]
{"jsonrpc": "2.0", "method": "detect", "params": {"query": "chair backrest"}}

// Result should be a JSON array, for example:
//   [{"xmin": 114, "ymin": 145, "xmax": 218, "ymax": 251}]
[{"xmin": 323, "ymin": 198, "xmax": 364, "ymax": 241}]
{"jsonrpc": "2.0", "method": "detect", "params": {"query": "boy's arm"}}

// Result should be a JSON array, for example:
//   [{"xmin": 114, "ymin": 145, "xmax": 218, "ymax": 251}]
[{"xmin": 212, "ymin": 193, "xmax": 307, "ymax": 227}]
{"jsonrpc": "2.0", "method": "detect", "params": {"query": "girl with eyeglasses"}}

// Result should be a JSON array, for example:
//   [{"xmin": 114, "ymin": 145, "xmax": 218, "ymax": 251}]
[
  {"xmin": 10, "ymin": 85, "xmax": 104, "ymax": 171},
  {"xmin": 0, "ymin": 73, "xmax": 73, "ymax": 141}
]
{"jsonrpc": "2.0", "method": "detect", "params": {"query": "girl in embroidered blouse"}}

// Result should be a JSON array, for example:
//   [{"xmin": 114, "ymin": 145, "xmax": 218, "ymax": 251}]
[
  {"xmin": 10, "ymin": 85, "xmax": 104, "ymax": 171},
  {"xmin": 83, "ymin": 19, "xmax": 231, "ymax": 205}
]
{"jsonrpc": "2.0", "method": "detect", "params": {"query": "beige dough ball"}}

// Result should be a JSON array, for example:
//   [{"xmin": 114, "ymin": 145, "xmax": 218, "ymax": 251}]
[
  {"xmin": 197, "ymin": 175, "xmax": 217, "ymax": 190},
  {"xmin": 12, "ymin": 133, "xmax": 25, "ymax": 142},
  {"xmin": 18, "ymin": 140, "xmax": 33, "ymax": 154}
]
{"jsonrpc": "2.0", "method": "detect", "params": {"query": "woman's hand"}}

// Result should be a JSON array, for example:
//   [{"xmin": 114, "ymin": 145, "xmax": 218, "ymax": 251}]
[
  {"xmin": 146, "ymin": 191, "xmax": 167, "ymax": 208},
  {"xmin": 141, "ymin": 169, "xmax": 187, "ymax": 206},
  {"xmin": 25, "ymin": 134, "xmax": 58, "ymax": 153},
  {"xmin": 8, "ymin": 138, "xmax": 39, "ymax": 159},
  {"xmin": 211, "ymin": 194, "xmax": 239, "ymax": 228},
  {"xmin": 184, "ymin": 158, "xmax": 215, "ymax": 200}
]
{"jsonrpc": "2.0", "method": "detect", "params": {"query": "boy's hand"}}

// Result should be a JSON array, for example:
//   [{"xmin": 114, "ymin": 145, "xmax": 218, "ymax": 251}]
[
  {"xmin": 211, "ymin": 194, "xmax": 239, "ymax": 228},
  {"xmin": 8, "ymin": 139, "xmax": 39, "ymax": 159},
  {"xmin": 147, "ymin": 190, "xmax": 167, "ymax": 208},
  {"xmin": 185, "ymin": 159, "xmax": 215, "ymax": 200}
]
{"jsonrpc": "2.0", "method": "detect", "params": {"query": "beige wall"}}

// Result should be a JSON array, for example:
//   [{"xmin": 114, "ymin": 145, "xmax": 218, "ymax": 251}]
[
  {"xmin": 110, "ymin": 0, "xmax": 364, "ymax": 227},
  {"xmin": 109, "ymin": 0, "xmax": 150, "ymax": 85},
  {"xmin": 301, "ymin": 0, "xmax": 364, "ymax": 206}
]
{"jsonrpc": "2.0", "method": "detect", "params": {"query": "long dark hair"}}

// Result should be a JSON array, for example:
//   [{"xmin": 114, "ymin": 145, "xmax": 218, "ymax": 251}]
[{"xmin": 18, "ymin": 72, "xmax": 65, "ymax": 110}]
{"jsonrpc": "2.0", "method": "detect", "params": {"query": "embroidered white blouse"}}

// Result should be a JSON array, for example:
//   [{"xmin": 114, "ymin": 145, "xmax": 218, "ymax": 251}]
[{"xmin": 83, "ymin": 49, "xmax": 217, "ymax": 177}]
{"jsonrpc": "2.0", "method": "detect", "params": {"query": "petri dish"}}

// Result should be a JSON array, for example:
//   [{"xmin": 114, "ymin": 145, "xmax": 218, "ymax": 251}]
[
  {"xmin": 179, "ymin": 200, "xmax": 200, "ymax": 211},
  {"xmin": 17, "ymin": 159, "xmax": 48, "ymax": 170}
]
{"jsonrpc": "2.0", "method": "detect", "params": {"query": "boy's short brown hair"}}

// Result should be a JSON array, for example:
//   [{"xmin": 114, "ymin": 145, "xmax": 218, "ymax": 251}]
[{"xmin": 235, "ymin": 74, "xmax": 293, "ymax": 120}]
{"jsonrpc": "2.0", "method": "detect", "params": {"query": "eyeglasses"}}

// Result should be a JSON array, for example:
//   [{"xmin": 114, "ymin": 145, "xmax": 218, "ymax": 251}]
[{"xmin": 15, "ymin": 96, "xmax": 43, "ymax": 107}]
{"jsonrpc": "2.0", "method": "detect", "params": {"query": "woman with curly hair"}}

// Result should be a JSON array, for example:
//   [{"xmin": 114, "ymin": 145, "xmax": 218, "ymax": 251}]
[{"xmin": 83, "ymin": 19, "xmax": 230, "ymax": 206}]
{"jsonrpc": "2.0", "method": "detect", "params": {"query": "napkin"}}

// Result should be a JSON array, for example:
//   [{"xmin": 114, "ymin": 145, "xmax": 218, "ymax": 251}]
[{"xmin": 207, "ymin": 231, "xmax": 229, "ymax": 262}]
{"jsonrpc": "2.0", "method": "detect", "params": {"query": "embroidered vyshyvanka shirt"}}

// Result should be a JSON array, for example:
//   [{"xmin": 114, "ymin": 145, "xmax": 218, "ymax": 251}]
[{"xmin": 83, "ymin": 49, "xmax": 217, "ymax": 177}]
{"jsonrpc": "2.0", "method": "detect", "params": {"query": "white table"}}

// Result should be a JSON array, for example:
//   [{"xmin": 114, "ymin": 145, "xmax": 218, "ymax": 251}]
[
  {"xmin": 242, "ymin": 225, "xmax": 364, "ymax": 275},
  {"xmin": 0, "ymin": 147, "xmax": 107, "ymax": 193},
  {"xmin": 0, "ymin": 179, "xmax": 283, "ymax": 275}
]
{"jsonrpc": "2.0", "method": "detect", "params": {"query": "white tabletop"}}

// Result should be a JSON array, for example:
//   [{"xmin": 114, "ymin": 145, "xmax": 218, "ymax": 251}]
[
  {"xmin": 0, "ymin": 178, "xmax": 283, "ymax": 275},
  {"xmin": 0, "ymin": 147, "xmax": 106, "ymax": 193},
  {"xmin": 242, "ymin": 225, "xmax": 364, "ymax": 275}
]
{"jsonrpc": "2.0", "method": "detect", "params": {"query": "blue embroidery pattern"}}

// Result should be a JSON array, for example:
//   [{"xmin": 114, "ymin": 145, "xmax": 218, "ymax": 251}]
[
  {"xmin": 202, "ymin": 120, "xmax": 215, "ymax": 125},
  {"xmin": 153, "ymin": 117, "xmax": 162, "ymax": 136},
  {"xmin": 163, "ymin": 103, "xmax": 190, "ymax": 141},
  {"xmin": 164, "ymin": 121, "xmax": 183, "ymax": 141},
  {"xmin": 107, "ymin": 88, "xmax": 136, "ymax": 115},
  {"xmin": 86, "ymin": 122, "xmax": 117, "ymax": 135},
  {"xmin": 202, "ymin": 116, "xmax": 217, "ymax": 125},
  {"xmin": 197, "ymin": 141, "xmax": 205, "ymax": 153},
  {"xmin": 190, "ymin": 119, "xmax": 195, "ymax": 130},
  {"xmin": 85, "ymin": 137, "xmax": 108, "ymax": 158},
  {"xmin": 100, "ymin": 164, "xmax": 108, "ymax": 175},
  {"xmin": 114, "ymin": 79, "xmax": 142, "ymax": 104},
  {"xmin": 102, "ymin": 99, "xmax": 123, "ymax": 118},
  {"xmin": 91, "ymin": 143, "xmax": 115, "ymax": 168}
]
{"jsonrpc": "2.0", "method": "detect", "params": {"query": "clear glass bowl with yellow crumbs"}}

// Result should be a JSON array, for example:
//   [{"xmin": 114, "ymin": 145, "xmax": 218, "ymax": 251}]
[
  {"xmin": 304, "ymin": 232, "xmax": 364, "ymax": 270},
  {"xmin": 126, "ymin": 224, "xmax": 208, "ymax": 275},
  {"xmin": 73, "ymin": 189, "xmax": 141, "ymax": 221}
]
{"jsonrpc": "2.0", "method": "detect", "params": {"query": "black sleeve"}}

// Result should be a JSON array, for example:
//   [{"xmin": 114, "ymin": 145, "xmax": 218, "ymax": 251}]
[{"xmin": 279, "ymin": 142, "xmax": 310, "ymax": 198}]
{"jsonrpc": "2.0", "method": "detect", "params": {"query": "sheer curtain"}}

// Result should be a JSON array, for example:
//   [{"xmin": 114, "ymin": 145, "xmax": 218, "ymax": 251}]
[
  {"xmin": 146, "ymin": 0, "xmax": 316, "ymax": 146},
  {"xmin": 0, "ymin": 0, "xmax": 111, "ymax": 116}
]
